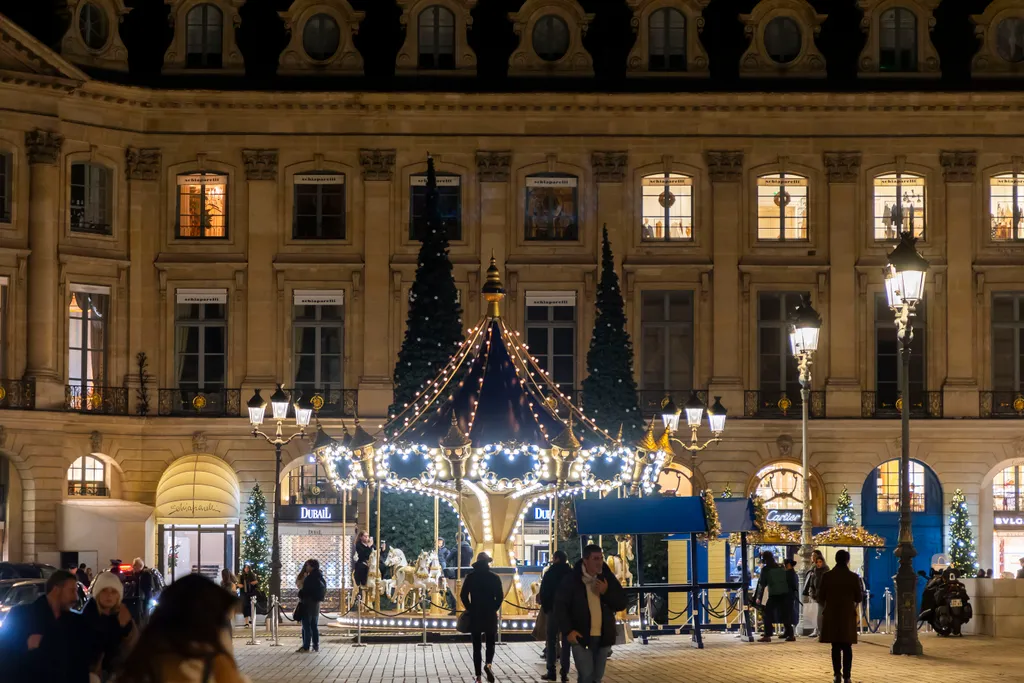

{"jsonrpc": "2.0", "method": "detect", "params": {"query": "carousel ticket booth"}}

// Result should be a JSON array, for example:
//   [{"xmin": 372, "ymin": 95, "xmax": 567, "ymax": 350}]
[{"xmin": 154, "ymin": 455, "xmax": 241, "ymax": 585}]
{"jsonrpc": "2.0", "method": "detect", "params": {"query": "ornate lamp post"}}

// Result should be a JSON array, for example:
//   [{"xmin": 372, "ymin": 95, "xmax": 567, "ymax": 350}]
[
  {"xmin": 247, "ymin": 385, "xmax": 313, "ymax": 600},
  {"xmin": 788, "ymin": 295, "xmax": 821, "ymax": 636},
  {"xmin": 660, "ymin": 391, "xmax": 728, "ymax": 455},
  {"xmin": 885, "ymin": 231, "xmax": 929, "ymax": 656}
]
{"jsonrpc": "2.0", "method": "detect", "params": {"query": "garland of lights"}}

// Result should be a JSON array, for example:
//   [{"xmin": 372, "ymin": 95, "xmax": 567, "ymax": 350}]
[
  {"xmin": 696, "ymin": 488, "xmax": 721, "ymax": 544},
  {"xmin": 730, "ymin": 495, "xmax": 801, "ymax": 546},
  {"xmin": 811, "ymin": 525, "xmax": 885, "ymax": 547}
]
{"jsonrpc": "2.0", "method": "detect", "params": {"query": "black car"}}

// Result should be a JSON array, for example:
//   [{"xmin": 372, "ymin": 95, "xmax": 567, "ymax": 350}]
[{"xmin": 0, "ymin": 563, "xmax": 59, "ymax": 580}]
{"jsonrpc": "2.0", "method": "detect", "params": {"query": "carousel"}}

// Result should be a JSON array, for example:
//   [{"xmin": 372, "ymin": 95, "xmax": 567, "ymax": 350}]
[{"xmin": 310, "ymin": 259, "xmax": 683, "ymax": 634}]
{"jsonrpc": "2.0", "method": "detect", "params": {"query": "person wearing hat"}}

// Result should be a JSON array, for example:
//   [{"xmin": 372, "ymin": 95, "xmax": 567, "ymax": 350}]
[
  {"xmin": 460, "ymin": 552, "xmax": 504, "ymax": 683},
  {"xmin": 82, "ymin": 570, "xmax": 136, "ymax": 681}
]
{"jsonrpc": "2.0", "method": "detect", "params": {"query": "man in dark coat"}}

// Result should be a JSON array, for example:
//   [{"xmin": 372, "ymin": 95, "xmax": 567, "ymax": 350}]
[
  {"xmin": 460, "ymin": 553, "xmax": 504, "ymax": 683},
  {"xmin": 436, "ymin": 537, "xmax": 451, "ymax": 569},
  {"xmin": 75, "ymin": 563, "xmax": 89, "ymax": 586},
  {"xmin": 459, "ymin": 538, "xmax": 474, "ymax": 568},
  {"xmin": 0, "ymin": 570, "xmax": 89, "ymax": 683},
  {"xmin": 817, "ymin": 549, "xmax": 864, "ymax": 683},
  {"xmin": 783, "ymin": 559, "xmax": 801, "ymax": 631},
  {"xmin": 755, "ymin": 551, "xmax": 794, "ymax": 642},
  {"xmin": 539, "ymin": 550, "xmax": 573, "ymax": 682},
  {"xmin": 554, "ymin": 544, "xmax": 627, "ymax": 683}
]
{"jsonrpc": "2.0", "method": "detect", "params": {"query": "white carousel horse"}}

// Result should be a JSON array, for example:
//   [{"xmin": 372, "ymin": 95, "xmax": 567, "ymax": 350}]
[
  {"xmin": 383, "ymin": 547, "xmax": 412, "ymax": 598},
  {"xmin": 358, "ymin": 548, "xmax": 381, "ymax": 607},
  {"xmin": 607, "ymin": 535, "xmax": 635, "ymax": 588},
  {"xmin": 396, "ymin": 550, "xmax": 435, "ymax": 609}
]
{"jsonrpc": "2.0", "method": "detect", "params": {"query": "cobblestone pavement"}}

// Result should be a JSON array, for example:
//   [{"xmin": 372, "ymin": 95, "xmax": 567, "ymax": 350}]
[{"xmin": 234, "ymin": 631, "xmax": 1021, "ymax": 683}]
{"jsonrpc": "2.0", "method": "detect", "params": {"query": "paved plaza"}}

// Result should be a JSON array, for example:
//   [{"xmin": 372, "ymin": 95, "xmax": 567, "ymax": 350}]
[{"xmin": 234, "ymin": 631, "xmax": 1022, "ymax": 683}]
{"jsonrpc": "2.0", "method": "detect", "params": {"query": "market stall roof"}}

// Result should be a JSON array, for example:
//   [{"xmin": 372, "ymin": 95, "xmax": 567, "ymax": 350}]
[
  {"xmin": 661, "ymin": 498, "xmax": 757, "ymax": 540},
  {"xmin": 574, "ymin": 496, "xmax": 709, "ymax": 535}
]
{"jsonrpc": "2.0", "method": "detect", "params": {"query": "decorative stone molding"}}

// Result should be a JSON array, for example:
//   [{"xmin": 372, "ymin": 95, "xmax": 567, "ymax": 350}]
[
  {"xmin": 740, "ymin": 0, "xmax": 826, "ymax": 78},
  {"xmin": 395, "ymin": 0, "xmax": 477, "ymax": 75},
  {"xmin": 0, "ymin": 425, "xmax": 7, "ymax": 449},
  {"xmin": 60, "ymin": 0, "xmax": 131, "ymax": 72},
  {"xmin": 1013, "ymin": 435, "xmax": 1024, "ymax": 459},
  {"xmin": 972, "ymin": 0, "xmax": 1024, "ymax": 77},
  {"xmin": 90, "ymin": 430, "xmax": 103, "ymax": 453},
  {"xmin": 25, "ymin": 129, "xmax": 63, "ymax": 165},
  {"xmin": 776, "ymin": 434, "xmax": 793, "ymax": 457},
  {"xmin": 360, "ymin": 149, "xmax": 396, "ymax": 181},
  {"xmin": 591, "ymin": 151, "xmax": 628, "ymax": 183},
  {"xmin": 476, "ymin": 151, "xmax": 511, "ymax": 182},
  {"xmin": 508, "ymin": 0, "xmax": 594, "ymax": 77},
  {"xmin": 856, "ymin": 0, "xmax": 939, "ymax": 77},
  {"xmin": 242, "ymin": 149, "xmax": 279, "ymax": 181},
  {"xmin": 939, "ymin": 151, "xmax": 977, "ymax": 184},
  {"xmin": 125, "ymin": 147, "xmax": 161, "ymax": 181},
  {"xmin": 278, "ymin": 0, "xmax": 364, "ymax": 75},
  {"xmin": 163, "ymin": 0, "xmax": 244, "ymax": 74},
  {"xmin": 192, "ymin": 430, "xmax": 208, "ymax": 454},
  {"xmin": 705, "ymin": 150, "xmax": 744, "ymax": 183},
  {"xmin": 823, "ymin": 151, "xmax": 861, "ymax": 183},
  {"xmin": 625, "ymin": 0, "xmax": 710, "ymax": 76}
]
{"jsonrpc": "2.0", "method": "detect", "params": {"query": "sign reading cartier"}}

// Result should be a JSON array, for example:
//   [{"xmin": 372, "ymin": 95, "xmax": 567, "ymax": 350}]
[
  {"xmin": 765, "ymin": 509, "xmax": 803, "ymax": 526},
  {"xmin": 279, "ymin": 504, "xmax": 345, "ymax": 523}
]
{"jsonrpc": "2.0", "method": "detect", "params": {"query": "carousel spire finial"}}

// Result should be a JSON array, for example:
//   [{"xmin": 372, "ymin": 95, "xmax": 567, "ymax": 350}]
[
  {"xmin": 440, "ymin": 410, "xmax": 472, "ymax": 449},
  {"xmin": 551, "ymin": 412, "xmax": 581, "ymax": 451},
  {"xmin": 636, "ymin": 420, "xmax": 658, "ymax": 452},
  {"xmin": 482, "ymin": 254, "xmax": 505, "ymax": 318},
  {"xmin": 615, "ymin": 423, "xmax": 623, "ymax": 445}
]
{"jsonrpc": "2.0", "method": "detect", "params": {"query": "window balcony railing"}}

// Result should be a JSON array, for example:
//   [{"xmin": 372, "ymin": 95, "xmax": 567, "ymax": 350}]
[
  {"xmin": 862, "ymin": 391, "xmax": 942, "ymax": 418},
  {"xmin": 67, "ymin": 482, "xmax": 108, "ymax": 497},
  {"xmin": 980, "ymin": 391, "xmax": 1024, "ymax": 418},
  {"xmin": 637, "ymin": 390, "xmax": 708, "ymax": 418},
  {"xmin": 65, "ymin": 385, "xmax": 129, "ymax": 415},
  {"xmin": 286, "ymin": 387, "xmax": 358, "ymax": 418},
  {"xmin": 744, "ymin": 390, "xmax": 826, "ymax": 419},
  {"xmin": 0, "ymin": 378, "xmax": 35, "ymax": 410},
  {"xmin": 158, "ymin": 388, "xmax": 241, "ymax": 417}
]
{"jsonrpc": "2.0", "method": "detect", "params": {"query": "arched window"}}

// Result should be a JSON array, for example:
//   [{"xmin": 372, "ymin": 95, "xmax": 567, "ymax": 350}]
[
  {"xmin": 876, "ymin": 459, "xmax": 925, "ymax": 513},
  {"xmin": 67, "ymin": 455, "xmax": 106, "ymax": 496},
  {"xmin": 879, "ymin": 7, "xmax": 917, "ymax": 72},
  {"xmin": 995, "ymin": 465, "xmax": 1023, "ymax": 512},
  {"xmin": 756, "ymin": 172, "xmax": 808, "ymax": 240},
  {"xmin": 753, "ymin": 463, "xmax": 807, "ymax": 510},
  {"xmin": 642, "ymin": 172, "xmax": 692, "ymax": 241},
  {"xmin": 302, "ymin": 14, "xmax": 340, "ymax": 62},
  {"xmin": 648, "ymin": 7, "xmax": 685, "ymax": 71},
  {"xmin": 656, "ymin": 463, "xmax": 694, "ymax": 497},
  {"xmin": 532, "ymin": 14, "xmax": 569, "ymax": 62},
  {"xmin": 283, "ymin": 462, "xmax": 341, "ymax": 505},
  {"xmin": 990, "ymin": 172, "xmax": 1024, "ymax": 241},
  {"xmin": 872, "ymin": 172, "xmax": 925, "ymax": 241},
  {"xmin": 78, "ymin": 2, "xmax": 109, "ymax": 50},
  {"xmin": 185, "ymin": 4, "xmax": 223, "ymax": 69},
  {"xmin": 418, "ymin": 5, "xmax": 455, "ymax": 69}
]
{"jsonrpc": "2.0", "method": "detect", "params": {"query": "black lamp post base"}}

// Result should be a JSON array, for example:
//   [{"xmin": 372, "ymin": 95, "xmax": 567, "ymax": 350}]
[
  {"xmin": 891, "ymin": 637, "xmax": 923, "ymax": 656},
  {"xmin": 891, "ymin": 541, "xmax": 921, "ymax": 656}
]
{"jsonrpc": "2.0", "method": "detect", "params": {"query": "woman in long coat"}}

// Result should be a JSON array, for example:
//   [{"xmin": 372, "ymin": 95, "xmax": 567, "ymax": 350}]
[{"xmin": 817, "ymin": 549, "xmax": 864, "ymax": 683}]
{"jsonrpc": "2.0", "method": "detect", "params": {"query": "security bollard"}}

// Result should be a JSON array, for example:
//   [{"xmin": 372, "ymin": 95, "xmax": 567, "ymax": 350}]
[{"xmin": 246, "ymin": 596, "xmax": 259, "ymax": 645}]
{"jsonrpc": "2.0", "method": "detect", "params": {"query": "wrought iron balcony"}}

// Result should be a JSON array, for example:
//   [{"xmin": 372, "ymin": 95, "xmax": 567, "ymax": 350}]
[
  {"xmin": 861, "ymin": 391, "xmax": 942, "ymax": 418},
  {"xmin": 65, "ymin": 385, "xmax": 129, "ymax": 415},
  {"xmin": 744, "ymin": 390, "xmax": 825, "ymax": 419},
  {"xmin": 67, "ymin": 482, "xmax": 108, "ymax": 497},
  {"xmin": 158, "ymin": 388, "xmax": 241, "ymax": 417},
  {"xmin": 638, "ymin": 390, "xmax": 708, "ymax": 418},
  {"xmin": 286, "ymin": 387, "xmax": 358, "ymax": 418},
  {"xmin": 0, "ymin": 379, "xmax": 35, "ymax": 410},
  {"xmin": 979, "ymin": 391, "xmax": 1024, "ymax": 418}
]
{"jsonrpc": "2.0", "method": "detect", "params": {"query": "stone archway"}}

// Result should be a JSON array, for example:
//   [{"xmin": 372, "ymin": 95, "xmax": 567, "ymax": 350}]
[
  {"xmin": 0, "ymin": 453, "xmax": 23, "ymax": 562},
  {"xmin": 745, "ymin": 460, "xmax": 827, "ymax": 526}
]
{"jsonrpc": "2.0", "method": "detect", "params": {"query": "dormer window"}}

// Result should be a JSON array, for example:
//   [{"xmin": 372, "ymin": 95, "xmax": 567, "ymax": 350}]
[
  {"xmin": 533, "ymin": 14, "xmax": 570, "ymax": 61},
  {"xmin": 508, "ymin": 0, "xmax": 594, "ymax": 76},
  {"xmin": 61, "ymin": 0, "xmax": 130, "ymax": 72},
  {"xmin": 764, "ymin": 16, "xmax": 800, "ymax": 64},
  {"xmin": 419, "ymin": 6, "xmax": 455, "ymax": 69},
  {"xmin": 997, "ymin": 18, "xmax": 1024, "ymax": 63},
  {"xmin": 303, "ymin": 13, "xmax": 340, "ymax": 61},
  {"xmin": 879, "ymin": 7, "xmax": 916, "ymax": 71},
  {"xmin": 739, "ymin": 0, "xmax": 826, "ymax": 77},
  {"xmin": 78, "ymin": 2, "xmax": 109, "ymax": 50},
  {"xmin": 649, "ymin": 8, "xmax": 685, "ymax": 71},
  {"xmin": 279, "ymin": 0, "xmax": 365, "ymax": 75},
  {"xmin": 858, "ymin": 0, "xmax": 939, "ymax": 77},
  {"xmin": 186, "ymin": 4, "xmax": 223, "ymax": 68},
  {"xmin": 626, "ymin": 0, "xmax": 709, "ymax": 76}
]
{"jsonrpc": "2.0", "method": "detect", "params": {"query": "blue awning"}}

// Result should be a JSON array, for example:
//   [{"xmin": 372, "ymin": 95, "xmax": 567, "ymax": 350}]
[
  {"xmin": 574, "ymin": 496, "xmax": 707, "ymax": 535},
  {"xmin": 661, "ymin": 498, "xmax": 757, "ymax": 541}
]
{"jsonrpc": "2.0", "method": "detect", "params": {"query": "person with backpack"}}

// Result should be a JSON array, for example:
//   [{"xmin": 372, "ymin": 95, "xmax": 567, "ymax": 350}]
[
  {"xmin": 755, "ymin": 551, "xmax": 794, "ymax": 642},
  {"xmin": 296, "ymin": 559, "xmax": 326, "ymax": 653}
]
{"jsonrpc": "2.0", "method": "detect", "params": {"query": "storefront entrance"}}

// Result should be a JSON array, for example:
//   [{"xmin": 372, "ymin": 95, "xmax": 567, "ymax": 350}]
[{"xmin": 159, "ymin": 524, "xmax": 237, "ymax": 584}]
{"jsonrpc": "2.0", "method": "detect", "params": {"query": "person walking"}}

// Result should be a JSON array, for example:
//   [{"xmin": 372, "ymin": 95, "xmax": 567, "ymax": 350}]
[
  {"xmin": 82, "ymin": 571, "xmax": 137, "ymax": 682},
  {"xmin": 296, "ymin": 559, "xmax": 327, "ymax": 653},
  {"xmin": 755, "ymin": 551, "xmax": 794, "ymax": 642},
  {"xmin": 129, "ymin": 558, "xmax": 156, "ymax": 625},
  {"xmin": 554, "ymin": 544, "xmax": 627, "ymax": 683},
  {"xmin": 539, "ymin": 550, "xmax": 572, "ymax": 683},
  {"xmin": 238, "ymin": 565, "xmax": 259, "ymax": 628},
  {"xmin": 76, "ymin": 563, "xmax": 90, "ymax": 586},
  {"xmin": 817, "ymin": 549, "xmax": 864, "ymax": 683},
  {"xmin": 803, "ymin": 550, "xmax": 830, "ymax": 636},
  {"xmin": 783, "ymin": 559, "xmax": 801, "ymax": 634},
  {"xmin": 117, "ymin": 573, "xmax": 250, "ymax": 683},
  {"xmin": 460, "ymin": 552, "xmax": 504, "ymax": 683}
]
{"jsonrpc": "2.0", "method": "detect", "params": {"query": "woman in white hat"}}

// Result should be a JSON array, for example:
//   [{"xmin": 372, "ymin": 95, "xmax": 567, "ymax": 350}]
[{"xmin": 83, "ymin": 570, "xmax": 137, "ymax": 681}]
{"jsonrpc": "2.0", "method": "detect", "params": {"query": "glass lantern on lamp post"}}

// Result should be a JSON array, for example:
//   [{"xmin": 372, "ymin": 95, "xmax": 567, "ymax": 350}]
[{"xmin": 662, "ymin": 391, "xmax": 728, "ymax": 454}]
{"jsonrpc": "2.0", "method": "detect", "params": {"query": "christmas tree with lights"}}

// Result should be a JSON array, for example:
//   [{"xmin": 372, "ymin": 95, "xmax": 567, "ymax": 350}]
[
  {"xmin": 835, "ymin": 487, "xmax": 856, "ymax": 526},
  {"xmin": 948, "ymin": 488, "xmax": 979, "ymax": 578},
  {"xmin": 241, "ymin": 483, "xmax": 271, "ymax": 595}
]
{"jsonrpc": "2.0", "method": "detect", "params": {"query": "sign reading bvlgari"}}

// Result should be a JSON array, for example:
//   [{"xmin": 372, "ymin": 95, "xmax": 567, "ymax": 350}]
[
  {"xmin": 765, "ymin": 509, "xmax": 803, "ymax": 526},
  {"xmin": 995, "ymin": 514, "xmax": 1024, "ymax": 530}
]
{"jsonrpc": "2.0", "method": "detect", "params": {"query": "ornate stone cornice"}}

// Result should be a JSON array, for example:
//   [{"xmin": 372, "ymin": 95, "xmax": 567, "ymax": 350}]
[
  {"xmin": 705, "ymin": 150, "xmax": 743, "ymax": 183},
  {"xmin": 476, "ymin": 151, "xmax": 511, "ymax": 182},
  {"xmin": 242, "ymin": 149, "xmax": 279, "ymax": 181},
  {"xmin": 940, "ymin": 150, "xmax": 977, "ymax": 183},
  {"xmin": 592, "ymin": 151, "xmax": 628, "ymax": 183},
  {"xmin": 25, "ymin": 129, "xmax": 63, "ymax": 165},
  {"xmin": 125, "ymin": 147, "xmax": 162, "ymax": 181},
  {"xmin": 360, "ymin": 148, "xmax": 396, "ymax": 181},
  {"xmin": 823, "ymin": 151, "xmax": 862, "ymax": 183}
]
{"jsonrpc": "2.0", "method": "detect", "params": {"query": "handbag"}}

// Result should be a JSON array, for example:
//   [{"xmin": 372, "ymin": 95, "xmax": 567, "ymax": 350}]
[
  {"xmin": 532, "ymin": 609, "xmax": 547, "ymax": 641},
  {"xmin": 456, "ymin": 610, "xmax": 471, "ymax": 634},
  {"xmin": 292, "ymin": 602, "xmax": 306, "ymax": 622}
]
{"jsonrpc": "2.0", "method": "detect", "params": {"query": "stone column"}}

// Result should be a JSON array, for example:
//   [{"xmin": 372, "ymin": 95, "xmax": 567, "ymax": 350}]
[
  {"xmin": 242, "ymin": 150, "xmax": 279, "ymax": 397},
  {"xmin": 124, "ymin": 148, "xmax": 162, "ymax": 415},
  {"xmin": 705, "ymin": 151, "xmax": 745, "ymax": 412},
  {"xmin": 940, "ymin": 151, "xmax": 979, "ymax": 417},
  {"xmin": 477, "ymin": 151, "xmax": 511, "ymax": 321},
  {"xmin": 23, "ymin": 130, "xmax": 64, "ymax": 409},
  {"xmin": 358, "ymin": 149, "xmax": 397, "ymax": 418},
  {"xmin": 823, "ymin": 152, "xmax": 862, "ymax": 417}
]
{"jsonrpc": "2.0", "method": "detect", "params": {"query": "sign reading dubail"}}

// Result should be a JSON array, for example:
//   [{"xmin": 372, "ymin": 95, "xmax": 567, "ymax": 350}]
[
  {"xmin": 278, "ymin": 504, "xmax": 347, "ymax": 523},
  {"xmin": 995, "ymin": 514, "xmax": 1024, "ymax": 530},
  {"xmin": 765, "ymin": 509, "xmax": 803, "ymax": 526}
]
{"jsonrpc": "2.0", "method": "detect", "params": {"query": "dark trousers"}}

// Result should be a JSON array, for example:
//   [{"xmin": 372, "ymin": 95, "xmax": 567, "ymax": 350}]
[
  {"xmin": 471, "ymin": 629, "xmax": 496, "ymax": 676},
  {"xmin": 764, "ymin": 596, "xmax": 793, "ymax": 639},
  {"xmin": 830, "ymin": 643, "xmax": 852, "ymax": 680},
  {"xmin": 545, "ymin": 610, "xmax": 570, "ymax": 677},
  {"xmin": 301, "ymin": 607, "xmax": 320, "ymax": 650}
]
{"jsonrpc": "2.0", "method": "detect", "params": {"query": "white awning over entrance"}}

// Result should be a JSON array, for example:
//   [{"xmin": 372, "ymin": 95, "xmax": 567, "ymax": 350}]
[{"xmin": 155, "ymin": 455, "xmax": 241, "ymax": 525}]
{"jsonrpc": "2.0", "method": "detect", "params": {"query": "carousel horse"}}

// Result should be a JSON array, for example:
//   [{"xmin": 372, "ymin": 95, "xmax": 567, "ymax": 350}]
[
  {"xmin": 383, "ymin": 547, "xmax": 413, "ymax": 599},
  {"xmin": 358, "ymin": 549, "xmax": 381, "ymax": 607},
  {"xmin": 395, "ymin": 550, "xmax": 435, "ymax": 609},
  {"xmin": 607, "ymin": 535, "xmax": 635, "ymax": 588}
]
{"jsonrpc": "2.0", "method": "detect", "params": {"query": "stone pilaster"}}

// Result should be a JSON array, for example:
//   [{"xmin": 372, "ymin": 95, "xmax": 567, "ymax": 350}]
[
  {"xmin": 477, "ymin": 152, "xmax": 511, "ymax": 320},
  {"xmin": 592, "ymin": 150, "xmax": 628, "ymax": 288},
  {"xmin": 243, "ymin": 149, "xmax": 279, "ymax": 396}
]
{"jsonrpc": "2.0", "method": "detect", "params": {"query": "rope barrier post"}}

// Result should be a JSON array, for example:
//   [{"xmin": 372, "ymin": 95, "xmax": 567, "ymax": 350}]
[
  {"xmin": 418, "ymin": 596, "xmax": 432, "ymax": 647},
  {"xmin": 884, "ymin": 587, "xmax": 893, "ymax": 634},
  {"xmin": 353, "ymin": 593, "xmax": 366, "ymax": 648},
  {"xmin": 246, "ymin": 596, "xmax": 259, "ymax": 645},
  {"xmin": 863, "ymin": 589, "xmax": 871, "ymax": 634},
  {"xmin": 497, "ymin": 617, "xmax": 503, "ymax": 645},
  {"xmin": 269, "ymin": 596, "xmax": 280, "ymax": 647}
]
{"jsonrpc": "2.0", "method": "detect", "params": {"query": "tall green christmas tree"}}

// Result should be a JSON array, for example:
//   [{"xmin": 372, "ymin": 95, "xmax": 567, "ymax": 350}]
[
  {"xmin": 389, "ymin": 155, "xmax": 464, "ymax": 418},
  {"xmin": 581, "ymin": 227, "xmax": 643, "ymax": 442},
  {"xmin": 369, "ymin": 491, "xmax": 460, "ymax": 560},
  {"xmin": 241, "ymin": 484, "xmax": 270, "ymax": 595},
  {"xmin": 835, "ymin": 487, "xmax": 856, "ymax": 526},
  {"xmin": 948, "ymin": 488, "xmax": 979, "ymax": 577}
]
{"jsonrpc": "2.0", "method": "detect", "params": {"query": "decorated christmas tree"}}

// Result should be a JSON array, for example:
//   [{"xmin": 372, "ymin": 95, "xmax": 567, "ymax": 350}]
[
  {"xmin": 835, "ymin": 487, "xmax": 856, "ymax": 526},
  {"xmin": 389, "ymin": 155, "xmax": 464, "ymax": 418},
  {"xmin": 241, "ymin": 484, "xmax": 271, "ymax": 595},
  {"xmin": 581, "ymin": 227, "xmax": 643, "ymax": 442},
  {"xmin": 948, "ymin": 488, "xmax": 979, "ymax": 578},
  {"xmin": 369, "ymin": 490, "xmax": 460, "ymax": 562}
]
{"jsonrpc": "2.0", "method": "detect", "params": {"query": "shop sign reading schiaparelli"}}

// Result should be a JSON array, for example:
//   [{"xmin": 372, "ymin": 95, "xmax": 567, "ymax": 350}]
[
  {"xmin": 995, "ymin": 514, "xmax": 1024, "ymax": 530},
  {"xmin": 168, "ymin": 502, "xmax": 221, "ymax": 516}
]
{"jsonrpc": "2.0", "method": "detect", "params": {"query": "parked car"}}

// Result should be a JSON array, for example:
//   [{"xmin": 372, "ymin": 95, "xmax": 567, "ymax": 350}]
[
  {"xmin": 0, "ymin": 578, "xmax": 88, "ymax": 627},
  {"xmin": 0, "ymin": 562, "xmax": 59, "ymax": 580}
]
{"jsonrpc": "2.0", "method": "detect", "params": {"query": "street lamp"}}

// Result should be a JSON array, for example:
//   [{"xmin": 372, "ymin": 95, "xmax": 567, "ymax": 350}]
[
  {"xmin": 885, "ymin": 231, "xmax": 929, "ymax": 656},
  {"xmin": 788, "ymin": 294, "xmax": 821, "ymax": 637},
  {"xmin": 248, "ymin": 385, "xmax": 313, "ymax": 600},
  {"xmin": 661, "ymin": 391, "xmax": 727, "ymax": 455}
]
